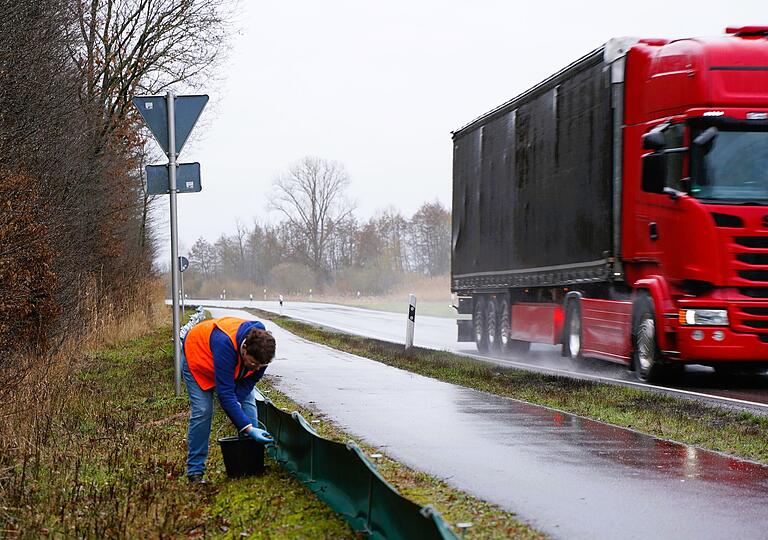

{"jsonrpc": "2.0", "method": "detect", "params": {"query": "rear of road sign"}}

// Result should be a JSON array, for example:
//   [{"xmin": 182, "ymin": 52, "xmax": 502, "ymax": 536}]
[
  {"xmin": 132, "ymin": 95, "xmax": 208, "ymax": 155},
  {"xmin": 146, "ymin": 163, "xmax": 201, "ymax": 195}
]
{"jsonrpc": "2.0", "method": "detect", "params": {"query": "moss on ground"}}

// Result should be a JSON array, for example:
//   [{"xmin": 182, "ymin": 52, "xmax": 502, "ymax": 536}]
[
  {"xmin": 0, "ymin": 324, "xmax": 356, "ymax": 539},
  {"xmin": 250, "ymin": 309, "xmax": 768, "ymax": 465}
]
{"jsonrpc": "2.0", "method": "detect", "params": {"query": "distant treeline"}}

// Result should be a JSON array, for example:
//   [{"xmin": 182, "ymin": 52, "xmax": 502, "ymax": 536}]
[
  {"xmin": 0, "ymin": 0, "xmax": 235, "ymax": 369},
  {"xmin": 183, "ymin": 201, "xmax": 451, "ymax": 298}
]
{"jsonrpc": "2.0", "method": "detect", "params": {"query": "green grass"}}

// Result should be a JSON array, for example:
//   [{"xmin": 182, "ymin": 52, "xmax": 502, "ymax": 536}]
[
  {"xmin": 249, "ymin": 309, "xmax": 768, "ymax": 465},
  {"xmin": 258, "ymin": 383, "xmax": 544, "ymax": 540},
  {"xmin": 0, "ymin": 325, "xmax": 356, "ymax": 539}
]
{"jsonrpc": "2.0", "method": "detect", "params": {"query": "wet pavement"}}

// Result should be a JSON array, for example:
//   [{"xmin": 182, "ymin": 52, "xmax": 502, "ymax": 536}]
[
  {"xmin": 193, "ymin": 298, "xmax": 461, "ymax": 350},
  {"xmin": 209, "ymin": 307, "xmax": 768, "ymax": 540},
  {"xmin": 195, "ymin": 299, "xmax": 768, "ymax": 408}
]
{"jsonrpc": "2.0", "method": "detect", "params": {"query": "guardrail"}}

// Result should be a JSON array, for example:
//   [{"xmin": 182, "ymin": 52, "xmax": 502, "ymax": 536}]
[{"xmin": 255, "ymin": 392, "xmax": 459, "ymax": 540}]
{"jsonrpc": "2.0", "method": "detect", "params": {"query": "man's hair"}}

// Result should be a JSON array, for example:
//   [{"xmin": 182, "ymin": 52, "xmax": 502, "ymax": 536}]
[{"xmin": 243, "ymin": 328, "xmax": 276, "ymax": 365}]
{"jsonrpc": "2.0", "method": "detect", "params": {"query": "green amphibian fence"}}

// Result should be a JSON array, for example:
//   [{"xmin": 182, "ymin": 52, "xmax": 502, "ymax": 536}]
[{"xmin": 255, "ymin": 392, "xmax": 459, "ymax": 540}]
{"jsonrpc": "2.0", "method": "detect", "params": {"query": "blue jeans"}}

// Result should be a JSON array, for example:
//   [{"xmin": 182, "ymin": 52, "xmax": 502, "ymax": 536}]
[{"xmin": 181, "ymin": 351, "xmax": 258, "ymax": 476}]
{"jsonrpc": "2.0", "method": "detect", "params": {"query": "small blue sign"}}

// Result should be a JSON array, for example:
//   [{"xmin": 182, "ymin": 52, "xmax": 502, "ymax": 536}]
[{"xmin": 146, "ymin": 163, "xmax": 201, "ymax": 195}]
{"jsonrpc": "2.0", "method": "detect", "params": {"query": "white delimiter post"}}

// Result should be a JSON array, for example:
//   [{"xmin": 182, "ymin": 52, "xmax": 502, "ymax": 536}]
[
  {"xmin": 167, "ymin": 91, "xmax": 182, "ymax": 397},
  {"xmin": 405, "ymin": 294, "xmax": 416, "ymax": 349}
]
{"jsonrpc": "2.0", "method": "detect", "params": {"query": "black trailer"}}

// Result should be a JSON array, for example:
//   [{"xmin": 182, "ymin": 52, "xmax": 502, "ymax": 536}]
[{"xmin": 451, "ymin": 43, "xmax": 630, "ymax": 346}]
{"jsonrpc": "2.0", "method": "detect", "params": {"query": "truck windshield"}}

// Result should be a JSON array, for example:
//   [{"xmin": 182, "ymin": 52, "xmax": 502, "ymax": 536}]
[{"xmin": 690, "ymin": 125, "xmax": 768, "ymax": 204}]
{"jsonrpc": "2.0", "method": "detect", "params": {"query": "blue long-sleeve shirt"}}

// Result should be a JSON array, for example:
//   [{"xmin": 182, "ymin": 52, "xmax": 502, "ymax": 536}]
[{"xmin": 210, "ymin": 320, "xmax": 268, "ymax": 430}]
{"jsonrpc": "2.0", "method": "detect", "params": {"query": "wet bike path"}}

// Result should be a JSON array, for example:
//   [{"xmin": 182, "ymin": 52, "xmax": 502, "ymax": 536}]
[{"xmin": 209, "ymin": 307, "xmax": 768, "ymax": 540}]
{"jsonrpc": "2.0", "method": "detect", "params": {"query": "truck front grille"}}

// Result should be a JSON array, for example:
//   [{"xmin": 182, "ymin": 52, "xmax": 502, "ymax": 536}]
[
  {"xmin": 739, "ymin": 288, "xmax": 768, "ymax": 297},
  {"xmin": 741, "ymin": 307, "xmax": 768, "ymax": 316},
  {"xmin": 737, "ymin": 253, "xmax": 768, "ymax": 265},
  {"xmin": 738, "ymin": 270, "xmax": 768, "ymax": 282},
  {"xmin": 732, "ymin": 235, "xmax": 768, "ymax": 284},
  {"xmin": 735, "ymin": 236, "xmax": 768, "ymax": 248},
  {"xmin": 732, "ymin": 304, "xmax": 768, "ymax": 342},
  {"xmin": 742, "ymin": 320, "xmax": 768, "ymax": 329}
]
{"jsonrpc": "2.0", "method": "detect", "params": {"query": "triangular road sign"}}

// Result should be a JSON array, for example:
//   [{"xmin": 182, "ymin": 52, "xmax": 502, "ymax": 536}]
[
  {"xmin": 173, "ymin": 95, "xmax": 208, "ymax": 155},
  {"xmin": 132, "ymin": 95, "xmax": 209, "ymax": 156},
  {"xmin": 133, "ymin": 96, "xmax": 168, "ymax": 152}
]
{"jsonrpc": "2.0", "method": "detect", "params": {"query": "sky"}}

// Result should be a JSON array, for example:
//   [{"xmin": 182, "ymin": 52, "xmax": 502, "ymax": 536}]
[{"xmin": 153, "ymin": 0, "xmax": 765, "ymax": 262}]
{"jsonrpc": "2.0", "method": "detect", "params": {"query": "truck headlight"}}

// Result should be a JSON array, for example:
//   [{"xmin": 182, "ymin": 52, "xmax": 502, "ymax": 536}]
[{"xmin": 678, "ymin": 309, "xmax": 729, "ymax": 326}]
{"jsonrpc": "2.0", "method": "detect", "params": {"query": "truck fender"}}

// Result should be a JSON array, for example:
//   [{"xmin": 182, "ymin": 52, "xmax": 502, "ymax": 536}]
[{"xmin": 632, "ymin": 276, "xmax": 674, "ymax": 351}]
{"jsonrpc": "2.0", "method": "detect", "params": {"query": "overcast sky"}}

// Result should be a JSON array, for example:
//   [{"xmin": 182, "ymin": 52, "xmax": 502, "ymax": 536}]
[{"xmin": 155, "ymin": 0, "xmax": 764, "ymax": 262}]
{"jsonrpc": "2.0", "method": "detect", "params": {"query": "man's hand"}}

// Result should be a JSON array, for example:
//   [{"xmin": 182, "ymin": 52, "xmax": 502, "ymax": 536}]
[{"xmin": 247, "ymin": 426, "xmax": 274, "ymax": 443}]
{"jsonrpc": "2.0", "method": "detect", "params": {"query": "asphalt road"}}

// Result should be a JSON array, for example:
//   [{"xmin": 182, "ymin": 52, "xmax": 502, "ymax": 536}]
[
  {"xmin": 207, "ymin": 306, "xmax": 768, "ymax": 540},
  {"xmin": 191, "ymin": 298, "xmax": 768, "ymax": 411}
]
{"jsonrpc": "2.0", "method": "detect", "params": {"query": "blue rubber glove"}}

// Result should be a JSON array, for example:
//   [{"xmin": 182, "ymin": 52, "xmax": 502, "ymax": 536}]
[{"xmin": 247, "ymin": 427, "xmax": 273, "ymax": 443}]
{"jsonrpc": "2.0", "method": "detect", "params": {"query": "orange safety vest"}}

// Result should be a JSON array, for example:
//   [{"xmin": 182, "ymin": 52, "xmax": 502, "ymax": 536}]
[{"xmin": 183, "ymin": 317, "xmax": 255, "ymax": 390}]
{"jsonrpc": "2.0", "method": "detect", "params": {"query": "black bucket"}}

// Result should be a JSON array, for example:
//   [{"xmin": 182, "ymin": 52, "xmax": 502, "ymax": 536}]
[{"xmin": 217, "ymin": 435, "xmax": 265, "ymax": 477}]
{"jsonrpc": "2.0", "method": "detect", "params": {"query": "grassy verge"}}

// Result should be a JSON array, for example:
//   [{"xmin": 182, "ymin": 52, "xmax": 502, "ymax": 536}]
[
  {"xmin": 274, "ymin": 297, "xmax": 455, "ymax": 318},
  {"xmin": 258, "ymin": 381, "xmax": 544, "ymax": 540},
  {"xmin": 0, "ymin": 323, "xmax": 356, "ymax": 538},
  {"xmin": 249, "ymin": 309, "xmax": 768, "ymax": 464}
]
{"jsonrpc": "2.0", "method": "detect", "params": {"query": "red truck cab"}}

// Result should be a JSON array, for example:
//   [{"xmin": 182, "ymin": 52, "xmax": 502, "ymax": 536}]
[{"xmin": 622, "ymin": 27, "xmax": 768, "ymax": 377}]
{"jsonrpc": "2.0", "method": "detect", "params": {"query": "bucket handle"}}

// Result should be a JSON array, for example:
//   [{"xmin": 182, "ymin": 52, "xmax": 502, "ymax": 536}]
[{"xmin": 215, "ymin": 417, "xmax": 268, "ymax": 439}]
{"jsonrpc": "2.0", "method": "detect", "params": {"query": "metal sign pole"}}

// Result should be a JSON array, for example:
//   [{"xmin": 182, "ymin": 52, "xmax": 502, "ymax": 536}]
[
  {"xmin": 132, "ymin": 92, "xmax": 207, "ymax": 397},
  {"xmin": 167, "ymin": 91, "xmax": 182, "ymax": 396},
  {"xmin": 180, "ymin": 263, "xmax": 185, "ymax": 316}
]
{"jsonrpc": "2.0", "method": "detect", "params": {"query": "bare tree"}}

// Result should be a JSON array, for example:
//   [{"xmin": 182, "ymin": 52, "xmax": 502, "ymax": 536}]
[
  {"xmin": 372, "ymin": 209, "xmax": 411, "ymax": 273},
  {"xmin": 0, "ymin": 0, "xmax": 240, "ymax": 438},
  {"xmin": 326, "ymin": 216, "xmax": 358, "ymax": 271},
  {"xmin": 63, "ymin": 0, "xmax": 237, "ymax": 288},
  {"xmin": 189, "ymin": 237, "xmax": 217, "ymax": 280},
  {"xmin": 270, "ymin": 157, "xmax": 355, "ymax": 277},
  {"xmin": 234, "ymin": 219, "xmax": 247, "ymax": 264},
  {"xmin": 409, "ymin": 201, "xmax": 451, "ymax": 276},
  {"xmin": 70, "ymin": 0, "xmax": 235, "ymax": 154}
]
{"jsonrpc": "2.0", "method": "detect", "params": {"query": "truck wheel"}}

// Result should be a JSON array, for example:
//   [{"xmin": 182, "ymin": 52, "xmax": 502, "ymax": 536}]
[
  {"xmin": 485, "ymin": 298, "xmax": 500, "ymax": 353},
  {"xmin": 562, "ymin": 299, "xmax": 583, "ymax": 361},
  {"xmin": 473, "ymin": 297, "xmax": 489, "ymax": 353},
  {"xmin": 499, "ymin": 298, "xmax": 530, "ymax": 355},
  {"xmin": 631, "ymin": 293, "xmax": 664, "ymax": 383}
]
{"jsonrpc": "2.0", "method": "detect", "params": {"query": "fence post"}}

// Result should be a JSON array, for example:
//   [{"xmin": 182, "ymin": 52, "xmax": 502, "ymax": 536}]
[{"xmin": 405, "ymin": 294, "xmax": 416, "ymax": 349}]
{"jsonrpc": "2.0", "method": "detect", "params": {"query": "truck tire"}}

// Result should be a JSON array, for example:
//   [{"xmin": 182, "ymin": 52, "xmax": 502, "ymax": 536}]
[
  {"xmin": 631, "ymin": 292, "xmax": 665, "ymax": 383},
  {"xmin": 473, "ymin": 297, "xmax": 489, "ymax": 353},
  {"xmin": 486, "ymin": 298, "xmax": 500, "ymax": 353},
  {"xmin": 562, "ymin": 299, "xmax": 583, "ymax": 361},
  {"xmin": 499, "ymin": 298, "xmax": 530, "ymax": 355}
]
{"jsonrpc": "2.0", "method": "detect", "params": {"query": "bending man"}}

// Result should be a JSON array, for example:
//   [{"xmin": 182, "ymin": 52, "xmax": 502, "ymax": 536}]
[{"xmin": 182, "ymin": 316, "xmax": 275, "ymax": 483}]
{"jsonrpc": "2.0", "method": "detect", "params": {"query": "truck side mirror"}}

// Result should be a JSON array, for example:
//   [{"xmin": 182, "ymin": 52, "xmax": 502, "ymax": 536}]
[
  {"xmin": 642, "ymin": 129, "xmax": 667, "ymax": 151},
  {"xmin": 642, "ymin": 153, "xmax": 666, "ymax": 194}
]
